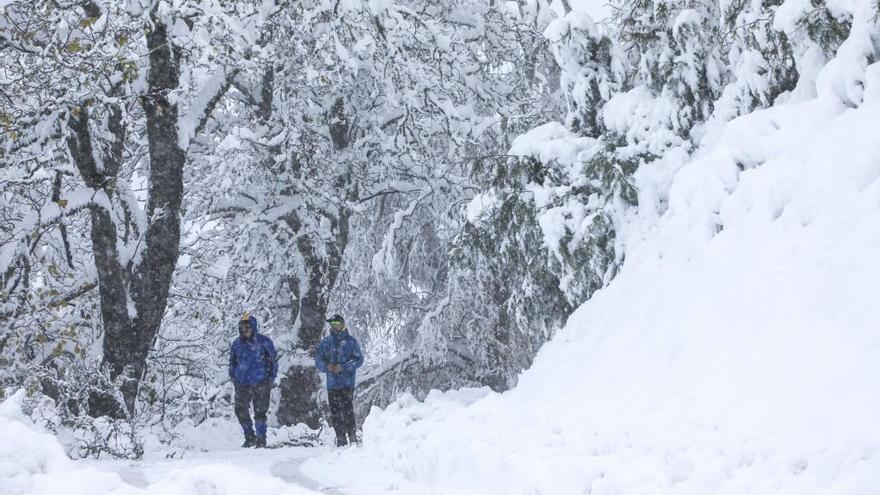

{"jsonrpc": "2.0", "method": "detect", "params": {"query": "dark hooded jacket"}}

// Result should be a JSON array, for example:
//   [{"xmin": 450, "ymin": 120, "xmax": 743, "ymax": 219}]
[{"xmin": 229, "ymin": 316, "xmax": 278, "ymax": 385}]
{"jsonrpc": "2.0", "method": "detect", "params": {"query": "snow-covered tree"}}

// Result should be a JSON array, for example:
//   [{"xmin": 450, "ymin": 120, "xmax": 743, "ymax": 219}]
[
  {"xmin": 716, "ymin": 0, "xmax": 798, "ymax": 117},
  {"xmin": 616, "ymin": 0, "xmax": 724, "ymax": 136},
  {"xmin": 1, "ymin": 0, "xmax": 264, "ymax": 421},
  {"xmin": 546, "ymin": 11, "xmax": 626, "ymax": 137},
  {"xmin": 169, "ymin": 0, "xmax": 565, "ymax": 425}
]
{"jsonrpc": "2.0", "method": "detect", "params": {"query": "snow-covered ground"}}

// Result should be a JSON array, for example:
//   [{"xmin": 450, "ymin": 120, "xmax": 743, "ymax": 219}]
[
  {"xmin": 1, "ymin": 386, "xmax": 442, "ymax": 494},
  {"xmin": 1, "ymin": 390, "xmax": 325, "ymax": 494}
]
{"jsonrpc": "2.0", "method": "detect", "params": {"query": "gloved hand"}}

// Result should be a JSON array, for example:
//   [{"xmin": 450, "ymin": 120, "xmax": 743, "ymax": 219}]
[{"xmin": 328, "ymin": 363, "xmax": 342, "ymax": 373}]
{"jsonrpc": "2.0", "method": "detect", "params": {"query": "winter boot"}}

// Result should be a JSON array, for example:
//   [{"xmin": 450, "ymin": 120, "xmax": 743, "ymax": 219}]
[
  {"xmin": 255, "ymin": 435, "xmax": 267, "ymax": 448},
  {"xmin": 334, "ymin": 425, "xmax": 348, "ymax": 447},
  {"xmin": 242, "ymin": 432, "xmax": 257, "ymax": 448}
]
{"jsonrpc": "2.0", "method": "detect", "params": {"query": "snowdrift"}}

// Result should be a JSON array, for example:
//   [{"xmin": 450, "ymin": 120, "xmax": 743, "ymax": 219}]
[
  {"xmin": 0, "ymin": 390, "xmax": 318, "ymax": 495},
  {"xmin": 303, "ymin": 18, "xmax": 880, "ymax": 495}
]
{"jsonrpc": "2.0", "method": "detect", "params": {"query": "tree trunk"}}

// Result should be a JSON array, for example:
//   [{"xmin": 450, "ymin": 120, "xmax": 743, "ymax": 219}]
[
  {"xmin": 123, "ymin": 17, "xmax": 186, "ymax": 415},
  {"xmin": 276, "ymin": 211, "xmax": 349, "ymax": 428},
  {"xmin": 68, "ymin": 17, "xmax": 185, "ymax": 418},
  {"xmin": 67, "ymin": 103, "xmax": 131, "ymax": 418},
  {"xmin": 276, "ymin": 97, "xmax": 352, "ymax": 428}
]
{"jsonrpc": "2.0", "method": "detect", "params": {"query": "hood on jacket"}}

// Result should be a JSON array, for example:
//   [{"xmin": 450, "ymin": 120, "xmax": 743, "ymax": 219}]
[{"xmin": 239, "ymin": 313, "xmax": 259, "ymax": 338}]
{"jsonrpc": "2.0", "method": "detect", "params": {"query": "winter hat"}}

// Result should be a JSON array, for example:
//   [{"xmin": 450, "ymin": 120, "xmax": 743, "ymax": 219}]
[{"xmin": 326, "ymin": 314, "xmax": 345, "ymax": 325}]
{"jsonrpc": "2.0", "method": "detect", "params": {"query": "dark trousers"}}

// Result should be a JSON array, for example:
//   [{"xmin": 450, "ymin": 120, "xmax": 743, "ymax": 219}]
[
  {"xmin": 234, "ymin": 381, "xmax": 271, "ymax": 438},
  {"xmin": 328, "ymin": 388, "xmax": 357, "ymax": 446}
]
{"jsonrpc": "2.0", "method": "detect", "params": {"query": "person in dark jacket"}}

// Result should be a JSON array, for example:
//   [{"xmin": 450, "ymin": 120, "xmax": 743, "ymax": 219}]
[
  {"xmin": 315, "ymin": 314, "xmax": 364, "ymax": 446},
  {"xmin": 229, "ymin": 312, "xmax": 277, "ymax": 448}
]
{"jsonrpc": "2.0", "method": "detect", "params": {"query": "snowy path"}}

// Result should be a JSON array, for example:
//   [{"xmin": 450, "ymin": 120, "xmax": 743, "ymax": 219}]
[
  {"xmin": 85, "ymin": 446, "xmax": 349, "ymax": 494},
  {"xmin": 268, "ymin": 453, "xmax": 347, "ymax": 494},
  {"xmin": 77, "ymin": 443, "xmax": 445, "ymax": 495}
]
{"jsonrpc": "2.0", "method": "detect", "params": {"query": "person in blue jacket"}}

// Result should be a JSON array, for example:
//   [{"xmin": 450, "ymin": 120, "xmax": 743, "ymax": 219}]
[
  {"xmin": 229, "ymin": 312, "xmax": 277, "ymax": 448},
  {"xmin": 315, "ymin": 314, "xmax": 364, "ymax": 446}
]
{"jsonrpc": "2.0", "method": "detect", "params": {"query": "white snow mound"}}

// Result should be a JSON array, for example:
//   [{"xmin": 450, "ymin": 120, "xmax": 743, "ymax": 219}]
[{"xmin": 0, "ymin": 391, "xmax": 319, "ymax": 495}]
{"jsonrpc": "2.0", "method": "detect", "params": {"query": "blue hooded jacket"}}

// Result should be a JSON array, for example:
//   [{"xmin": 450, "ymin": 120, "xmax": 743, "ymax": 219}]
[
  {"xmin": 229, "ymin": 315, "xmax": 278, "ymax": 385},
  {"xmin": 315, "ymin": 330, "xmax": 363, "ymax": 390}
]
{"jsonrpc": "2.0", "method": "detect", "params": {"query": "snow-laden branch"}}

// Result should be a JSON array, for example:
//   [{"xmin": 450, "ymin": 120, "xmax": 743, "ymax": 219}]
[
  {"xmin": 371, "ymin": 188, "xmax": 432, "ymax": 278},
  {"xmin": 0, "ymin": 188, "xmax": 114, "ymax": 286},
  {"xmin": 357, "ymin": 181, "xmax": 423, "ymax": 204},
  {"xmin": 178, "ymin": 68, "xmax": 237, "ymax": 152},
  {"xmin": 0, "ymin": 282, "xmax": 97, "ymax": 321}
]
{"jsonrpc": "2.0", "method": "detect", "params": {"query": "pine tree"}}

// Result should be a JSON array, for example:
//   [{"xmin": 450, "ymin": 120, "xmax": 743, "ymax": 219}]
[
  {"xmin": 546, "ymin": 12, "xmax": 627, "ymax": 137},
  {"xmin": 795, "ymin": 0, "xmax": 853, "ymax": 56},
  {"xmin": 669, "ymin": 7, "xmax": 723, "ymax": 132},
  {"xmin": 719, "ymin": 0, "xmax": 798, "ymax": 116},
  {"xmin": 616, "ymin": 0, "xmax": 723, "ymax": 137}
]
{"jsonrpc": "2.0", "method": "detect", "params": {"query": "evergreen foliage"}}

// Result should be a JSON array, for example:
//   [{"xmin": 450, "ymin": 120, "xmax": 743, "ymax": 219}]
[{"xmin": 720, "ymin": 0, "xmax": 798, "ymax": 116}]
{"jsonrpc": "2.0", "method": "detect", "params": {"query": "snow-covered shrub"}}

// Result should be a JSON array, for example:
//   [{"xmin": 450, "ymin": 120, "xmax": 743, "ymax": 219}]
[{"xmin": 29, "ymin": 363, "xmax": 143, "ymax": 459}]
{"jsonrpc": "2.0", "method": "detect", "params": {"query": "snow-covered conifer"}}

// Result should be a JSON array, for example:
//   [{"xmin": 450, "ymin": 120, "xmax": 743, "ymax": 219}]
[{"xmin": 546, "ymin": 12, "xmax": 627, "ymax": 137}]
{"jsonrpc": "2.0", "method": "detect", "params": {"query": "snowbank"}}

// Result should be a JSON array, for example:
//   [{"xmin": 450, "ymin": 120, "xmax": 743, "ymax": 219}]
[
  {"xmin": 0, "ymin": 391, "xmax": 319, "ymax": 495},
  {"xmin": 302, "ymin": 24, "xmax": 880, "ymax": 495}
]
